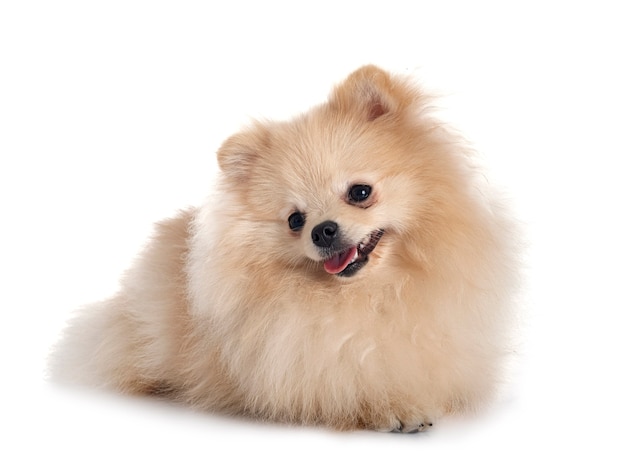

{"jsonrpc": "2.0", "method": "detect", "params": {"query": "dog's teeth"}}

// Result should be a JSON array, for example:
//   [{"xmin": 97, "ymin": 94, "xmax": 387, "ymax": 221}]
[{"xmin": 351, "ymin": 249, "xmax": 359, "ymax": 263}]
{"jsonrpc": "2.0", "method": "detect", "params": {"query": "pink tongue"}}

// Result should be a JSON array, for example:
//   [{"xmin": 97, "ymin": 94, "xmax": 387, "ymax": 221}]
[{"xmin": 324, "ymin": 247, "xmax": 357, "ymax": 274}]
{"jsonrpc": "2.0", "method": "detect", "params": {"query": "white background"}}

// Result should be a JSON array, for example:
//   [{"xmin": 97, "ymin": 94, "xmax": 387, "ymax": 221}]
[{"xmin": 1, "ymin": 1, "xmax": 625, "ymax": 463}]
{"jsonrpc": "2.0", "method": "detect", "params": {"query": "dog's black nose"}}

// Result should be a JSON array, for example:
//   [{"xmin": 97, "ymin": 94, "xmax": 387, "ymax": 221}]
[{"xmin": 311, "ymin": 221, "xmax": 338, "ymax": 248}]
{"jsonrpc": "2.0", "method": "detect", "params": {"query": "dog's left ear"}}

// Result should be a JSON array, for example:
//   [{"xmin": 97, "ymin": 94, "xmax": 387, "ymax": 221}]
[{"xmin": 329, "ymin": 65, "xmax": 419, "ymax": 121}]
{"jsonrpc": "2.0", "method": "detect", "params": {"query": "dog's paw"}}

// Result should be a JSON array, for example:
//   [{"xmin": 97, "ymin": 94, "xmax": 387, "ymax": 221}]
[
  {"xmin": 375, "ymin": 414, "xmax": 433, "ymax": 434},
  {"xmin": 392, "ymin": 420, "xmax": 433, "ymax": 434}
]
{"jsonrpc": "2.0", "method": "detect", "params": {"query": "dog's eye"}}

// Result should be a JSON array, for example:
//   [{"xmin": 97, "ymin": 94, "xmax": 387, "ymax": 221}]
[
  {"xmin": 348, "ymin": 184, "xmax": 372, "ymax": 203},
  {"xmin": 288, "ymin": 212, "xmax": 306, "ymax": 231}
]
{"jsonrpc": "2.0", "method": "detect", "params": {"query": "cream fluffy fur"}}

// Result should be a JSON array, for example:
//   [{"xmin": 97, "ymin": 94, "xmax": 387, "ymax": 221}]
[{"xmin": 50, "ymin": 66, "xmax": 519, "ymax": 433}]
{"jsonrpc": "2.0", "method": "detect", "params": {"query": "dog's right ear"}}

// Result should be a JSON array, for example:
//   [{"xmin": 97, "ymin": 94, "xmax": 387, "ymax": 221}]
[{"xmin": 217, "ymin": 124, "xmax": 270, "ymax": 181}]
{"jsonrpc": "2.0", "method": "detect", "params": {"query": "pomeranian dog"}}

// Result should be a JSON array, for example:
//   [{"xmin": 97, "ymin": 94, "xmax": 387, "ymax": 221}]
[{"xmin": 50, "ymin": 65, "xmax": 518, "ymax": 433}]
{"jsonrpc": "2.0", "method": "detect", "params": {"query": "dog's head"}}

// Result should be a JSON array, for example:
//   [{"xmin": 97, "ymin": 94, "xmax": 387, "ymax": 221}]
[{"xmin": 216, "ymin": 66, "xmax": 451, "ymax": 280}]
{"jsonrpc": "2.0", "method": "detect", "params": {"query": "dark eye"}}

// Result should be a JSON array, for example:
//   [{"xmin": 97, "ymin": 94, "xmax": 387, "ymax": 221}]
[
  {"xmin": 348, "ymin": 184, "xmax": 372, "ymax": 203},
  {"xmin": 288, "ymin": 211, "xmax": 306, "ymax": 231}
]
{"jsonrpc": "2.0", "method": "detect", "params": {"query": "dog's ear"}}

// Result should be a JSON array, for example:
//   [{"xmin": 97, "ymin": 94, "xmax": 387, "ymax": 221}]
[
  {"xmin": 217, "ymin": 124, "xmax": 270, "ymax": 181},
  {"xmin": 329, "ymin": 65, "xmax": 419, "ymax": 121}
]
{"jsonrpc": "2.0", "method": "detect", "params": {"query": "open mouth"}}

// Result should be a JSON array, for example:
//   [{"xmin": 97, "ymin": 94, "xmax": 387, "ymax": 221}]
[{"xmin": 323, "ymin": 229, "xmax": 385, "ymax": 277}]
